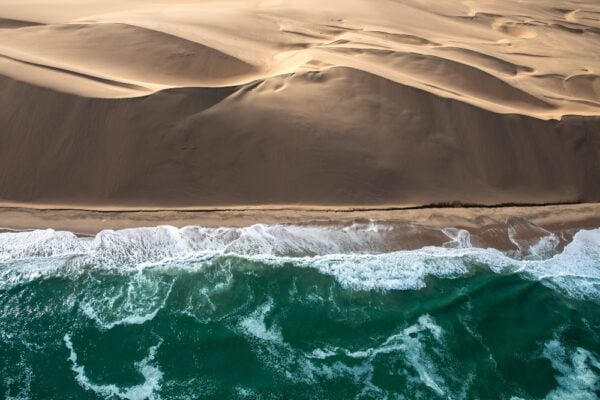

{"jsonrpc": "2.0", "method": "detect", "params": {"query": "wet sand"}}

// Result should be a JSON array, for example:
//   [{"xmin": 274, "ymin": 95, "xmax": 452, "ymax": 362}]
[{"xmin": 1, "ymin": 203, "xmax": 599, "ymax": 252}]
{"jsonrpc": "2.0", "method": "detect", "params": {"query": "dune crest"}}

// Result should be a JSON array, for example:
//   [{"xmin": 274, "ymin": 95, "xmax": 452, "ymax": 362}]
[{"xmin": 0, "ymin": 0, "xmax": 599, "ymax": 117}]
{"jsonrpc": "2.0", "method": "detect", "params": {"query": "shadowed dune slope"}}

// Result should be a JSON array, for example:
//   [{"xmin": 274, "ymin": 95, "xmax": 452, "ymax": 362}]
[
  {"xmin": 0, "ymin": 0, "xmax": 599, "ymax": 208},
  {"xmin": 0, "ymin": 68, "xmax": 598, "ymax": 207}
]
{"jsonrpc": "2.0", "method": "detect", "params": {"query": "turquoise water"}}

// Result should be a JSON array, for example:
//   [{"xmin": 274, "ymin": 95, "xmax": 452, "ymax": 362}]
[{"xmin": 1, "ymin": 223, "xmax": 599, "ymax": 399}]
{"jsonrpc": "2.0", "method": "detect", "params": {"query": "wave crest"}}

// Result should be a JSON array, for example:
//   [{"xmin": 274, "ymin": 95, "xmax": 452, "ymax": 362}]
[{"xmin": 0, "ymin": 224, "xmax": 598, "ymax": 300}]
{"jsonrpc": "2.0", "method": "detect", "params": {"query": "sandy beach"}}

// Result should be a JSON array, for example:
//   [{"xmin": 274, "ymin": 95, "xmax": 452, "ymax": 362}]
[{"xmin": 0, "ymin": 203, "xmax": 598, "ymax": 254}]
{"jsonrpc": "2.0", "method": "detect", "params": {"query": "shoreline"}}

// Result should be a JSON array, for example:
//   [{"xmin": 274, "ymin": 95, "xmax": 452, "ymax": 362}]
[
  {"xmin": 0, "ymin": 199, "xmax": 587, "ymax": 212},
  {"xmin": 2, "ymin": 203, "xmax": 598, "ymax": 232},
  {"xmin": 1, "ymin": 203, "xmax": 599, "ymax": 251}
]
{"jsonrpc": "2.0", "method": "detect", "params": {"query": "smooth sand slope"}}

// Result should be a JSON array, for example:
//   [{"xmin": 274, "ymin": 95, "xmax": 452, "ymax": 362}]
[{"xmin": 0, "ymin": 0, "xmax": 599, "ymax": 208}]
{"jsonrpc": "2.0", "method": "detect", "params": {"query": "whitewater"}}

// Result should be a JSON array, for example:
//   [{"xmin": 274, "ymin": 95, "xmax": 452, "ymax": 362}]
[{"xmin": 1, "ymin": 222, "xmax": 599, "ymax": 399}]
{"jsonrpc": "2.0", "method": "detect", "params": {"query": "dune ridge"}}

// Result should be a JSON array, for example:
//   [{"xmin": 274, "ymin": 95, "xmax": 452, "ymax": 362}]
[
  {"xmin": 0, "ymin": 0, "xmax": 599, "ymax": 208},
  {"xmin": 1, "ymin": 0, "xmax": 599, "ymax": 116}
]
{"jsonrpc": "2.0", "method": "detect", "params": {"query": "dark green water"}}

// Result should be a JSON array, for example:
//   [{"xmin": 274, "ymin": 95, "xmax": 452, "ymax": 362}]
[{"xmin": 1, "ymin": 224, "xmax": 599, "ymax": 399}]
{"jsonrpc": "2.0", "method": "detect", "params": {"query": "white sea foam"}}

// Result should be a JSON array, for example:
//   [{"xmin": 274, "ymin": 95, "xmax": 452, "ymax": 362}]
[
  {"xmin": 236, "ymin": 298, "xmax": 313, "ymax": 385},
  {"xmin": 0, "ymin": 222, "xmax": 397, "ymax": 263},
  {"xmin": 334, "ymin": 314, "xmax": 447, "ymax": 396},
  {"xmin": 80, "ymin": 273, "xmax": 173, "ymax": 330},
  {"xmin": 239, "ymin": 298, "xmax": 283, "ymax": 343},
  {"xmin": 442, "ymin": 228, "xmax": 472, "ymax": 249},
  {"xmin": 64, "ymin": 334, "xmax": 163, "ymax": 400},
  {"xmin": 507, "ymin": 217, "xmax": 560, "ymax": 259},
  {"xmin": 542, "ymin": 338, "xmax": 600, "ymax": 400},
  {"xmin": 520, "ymin": 229, "xmax": 600, "ymax": 300},
  {"xmin": 0, "ymin": 224, "xmax": 598, "ymax": 300},
  {"xmin": 239, "ymin": 307, "xmax": 451, "ymax": 397}
]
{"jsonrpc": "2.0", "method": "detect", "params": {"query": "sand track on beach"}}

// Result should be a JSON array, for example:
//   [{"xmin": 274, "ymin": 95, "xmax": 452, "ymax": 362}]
[{"xmin": 0, "ymin": 0, "xmax": 599, "ymax": 208}]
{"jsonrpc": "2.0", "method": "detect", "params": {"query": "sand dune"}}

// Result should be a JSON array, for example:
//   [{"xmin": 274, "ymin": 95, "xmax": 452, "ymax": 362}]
[
  {"xmin": 0, "ymin": 0, "xmax": 598, "ymax": 208},
  {"xmin": 0, "ymin": 18, "xmax": 41, "ymax": 29},
  {"xmin": 0, "ymin": 23, "xmax": 258, "ymax": 86}
]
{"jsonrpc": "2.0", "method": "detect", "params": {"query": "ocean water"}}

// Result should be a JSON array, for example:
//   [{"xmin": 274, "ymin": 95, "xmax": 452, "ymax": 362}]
[{"xmin": 0, "ymin": 222, "xmax": 599, "ymax": 400}]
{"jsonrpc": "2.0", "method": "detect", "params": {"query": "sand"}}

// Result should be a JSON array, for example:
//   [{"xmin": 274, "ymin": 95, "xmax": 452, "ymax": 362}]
[
  {"xmin": 0, "ymin": 0, "xmax": 599, "ymax": 209},
  {"xmin": 1, "ymin": 203, "xmax": 599, "ymax": 253}
]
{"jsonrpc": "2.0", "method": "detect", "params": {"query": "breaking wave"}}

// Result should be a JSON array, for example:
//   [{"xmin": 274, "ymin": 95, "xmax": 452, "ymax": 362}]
[
  {"xmin": 0, "ymin": 222, "xmax": 599, "ymax": 399},
  {"xmin": 0, "ymin": 223, "xmax": 598, "ymax": 300}
]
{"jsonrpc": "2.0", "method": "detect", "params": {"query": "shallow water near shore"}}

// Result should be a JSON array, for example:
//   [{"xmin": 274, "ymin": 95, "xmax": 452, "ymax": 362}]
[{"xmin": 1, "ymin": 223, "xmax": 599, "ymax": 399}]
